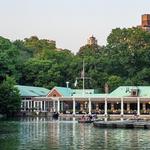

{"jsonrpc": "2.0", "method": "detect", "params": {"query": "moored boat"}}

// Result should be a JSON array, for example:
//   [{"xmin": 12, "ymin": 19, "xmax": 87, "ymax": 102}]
[
  {"xmin": 52, "ymin": 112, "xmax": 59, "ymax": 119},
  {"xmin": 78, "ymin": 120, "xmax": 94, "ymax": 123}
]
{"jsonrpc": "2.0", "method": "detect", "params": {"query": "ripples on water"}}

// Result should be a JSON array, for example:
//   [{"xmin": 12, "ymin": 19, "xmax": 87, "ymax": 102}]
[{"xmin": 0, "ymin": 117, "xmax": 150, "ymax": 150}]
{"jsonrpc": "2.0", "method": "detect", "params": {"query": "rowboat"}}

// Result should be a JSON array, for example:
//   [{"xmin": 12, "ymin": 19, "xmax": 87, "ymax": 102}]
[{"xmin": 78, "ymin": 120, "xmax": 94, "ymax": 123}]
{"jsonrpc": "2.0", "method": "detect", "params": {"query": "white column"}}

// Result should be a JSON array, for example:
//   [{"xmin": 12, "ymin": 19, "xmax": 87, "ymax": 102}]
[
  {"xmin": 73, "ymin": 98, "xmax": 76, "ymax": 115},
  {"xmin": 41, "ymin": 101, "xmax": 43, "ymax": 111},
  {"xmin": 33, "ymin": 101, "xmax": 35, "ymax": 108},
  {"xmin": 121, "ymin": 97, "xmax": 124, "ymax": 115},
  {"xmin": 104, "ymin": 97, "xmax": 107, "ymax": 115},
  {"xmin": 61, "ymin": 101, "xmax": 64, "ymax": 111},
  {"xmin": 27, "ymin": 101, "xmax": 29, "ymax": 109},
  {"xmin": 57, "ymin": 99, "xmax": 60, "ymax": 113},
  {"xmin": 53, "ymin": 100, "xmax": 55, "ymax": 112},
  {"xmin": 137, "ymin": 97, "xmax": 140, "ymax": 116},
  {"xmin": 88, "ymin": 98, "xmax": 91, "ymax": 115},
  {"xmin": 37, "ymin": 101, "xmax": 40, "ymax": 110}
]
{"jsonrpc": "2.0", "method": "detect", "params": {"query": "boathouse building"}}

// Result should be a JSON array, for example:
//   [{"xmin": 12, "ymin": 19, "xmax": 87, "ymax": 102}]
[{"xmin": 17, "ymin": 85, "xmax": 150, "ymax": 117}]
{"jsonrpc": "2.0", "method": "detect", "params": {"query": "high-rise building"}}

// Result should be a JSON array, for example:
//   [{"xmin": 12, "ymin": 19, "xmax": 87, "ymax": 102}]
[
  {"xmin": 141, "ymin": 14, "xmax": 150, "ymax": 32},
  {"xmin": 87, "ymin": 35, "xmax": 97, "ymax": 45}
]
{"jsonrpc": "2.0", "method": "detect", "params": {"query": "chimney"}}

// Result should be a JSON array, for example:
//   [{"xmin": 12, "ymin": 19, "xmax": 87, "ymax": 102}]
[
  {"xmin": 66, "ymin": 81, "xmax": 69, "ymax": 89},
  {"xmin": 142, "ymin": 14, "xmax": 150, "ymax": 27}
]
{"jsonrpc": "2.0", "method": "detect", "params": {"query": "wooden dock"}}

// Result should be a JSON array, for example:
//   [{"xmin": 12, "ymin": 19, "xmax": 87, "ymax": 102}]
[{"xmin": 93, "ymin": 120, "xmax": 150, "ymax": 129}]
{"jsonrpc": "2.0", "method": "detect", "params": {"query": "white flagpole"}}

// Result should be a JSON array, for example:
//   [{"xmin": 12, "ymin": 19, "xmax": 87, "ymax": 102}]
[
  {"xmin": 83, "ymin": 59, "xmax": 85, "ymax": 96},
  {"xmin": 74, "ymin": 79, "xmax": 77, "ymax": 87}
]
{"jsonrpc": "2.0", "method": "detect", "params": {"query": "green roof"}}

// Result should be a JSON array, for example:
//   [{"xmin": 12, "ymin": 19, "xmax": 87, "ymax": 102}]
[
  {"xmin": 54, "ymin": 87, "xmax": 72, "ymax": 97},
  {"xmin": 72, "ymin": 93, "xmax": 107, "ymax": 97},
  {"xmin": 15, "ymin": 85, "xmax": 50, "ymax": 97},
  {"xmin": 109, "ymin": 86, "xmax": 150, "ymax": 97},
  {"xmin": 53, "ymin": 87, "xmax": 104, "ymax": 97},
  {"xmin": 73, "ymin": 89, "xmax": 94, "ymax": 95},
  {"xmin": 15, "ymin": 85, "xmax": 150, "ymax": 98},
  {"xmin": 72, "ymin": 89, "xmax": 106, "ymax": 97}
]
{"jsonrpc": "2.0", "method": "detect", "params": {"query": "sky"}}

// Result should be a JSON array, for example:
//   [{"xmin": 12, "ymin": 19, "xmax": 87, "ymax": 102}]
[{"xmin": 0, "ymin": 0, "xmax": 150, "ymax": 53}]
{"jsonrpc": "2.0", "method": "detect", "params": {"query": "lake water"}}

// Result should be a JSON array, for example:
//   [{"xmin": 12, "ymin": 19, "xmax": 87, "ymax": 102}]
[{"xmin": 0, "ymin": 117, "xmax": 150, "ymax": 150}]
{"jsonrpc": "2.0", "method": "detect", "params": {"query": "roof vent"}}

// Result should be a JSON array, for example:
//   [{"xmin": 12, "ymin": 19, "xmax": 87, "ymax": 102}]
[
  {"xmin": 125, "ymin": 88, "xmax": 130, "ymax": 93},
  {"xmin": 131, "ymin": 88, "xmax": 139, "ymax": 97}
]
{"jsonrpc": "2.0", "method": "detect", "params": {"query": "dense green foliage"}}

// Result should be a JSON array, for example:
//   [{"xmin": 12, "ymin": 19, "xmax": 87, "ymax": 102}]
[
  {"xmin": 0, "ymin": 77, "xmax": 21, "ymax": 116},
  {"xmin": 1, "ymin": 27, "xmax": 150, "ymax": 94},
  {"xmin": 0, "ymin": 36, "xmax": 19, "ymax": 82}
]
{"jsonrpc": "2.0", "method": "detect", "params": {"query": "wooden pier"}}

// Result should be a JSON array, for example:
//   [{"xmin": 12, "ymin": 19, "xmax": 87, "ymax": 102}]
[{"xmin": 93, "ymin": 120, "xmax": 150, "ymax": 129}]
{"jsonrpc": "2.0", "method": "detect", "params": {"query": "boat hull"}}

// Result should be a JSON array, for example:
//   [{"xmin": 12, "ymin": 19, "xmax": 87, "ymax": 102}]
[{"xmin": 78, "ymin": 120, "xmax": 94, "ymax": 123}]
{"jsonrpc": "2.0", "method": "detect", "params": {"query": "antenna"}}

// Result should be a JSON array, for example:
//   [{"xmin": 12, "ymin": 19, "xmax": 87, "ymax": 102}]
[
  {"xmin": 74, "ymin": 59, "xmax": 91, "ymax": 96},
  {"xmin": 83, "ymin": 59, "xmax": 85, "ymax": 96}
]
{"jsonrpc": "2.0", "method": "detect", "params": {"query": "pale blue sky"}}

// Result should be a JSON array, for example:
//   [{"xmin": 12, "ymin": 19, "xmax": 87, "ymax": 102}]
[{"xmin": 0, "ymin": 0, "xmax": 150, "ymax": 53}]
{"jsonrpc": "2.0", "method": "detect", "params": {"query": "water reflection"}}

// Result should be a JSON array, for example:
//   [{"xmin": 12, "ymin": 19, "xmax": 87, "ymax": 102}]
[
  {"xmin": 0, "ymin": 121, "xmax": 20, "ymax": 150},
  {"xmin": 0, "ymin": 117, "xmax": 150, "ymax": 150}
]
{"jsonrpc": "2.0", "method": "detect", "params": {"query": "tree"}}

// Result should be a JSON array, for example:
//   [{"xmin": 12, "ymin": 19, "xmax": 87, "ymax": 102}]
[
  {"xmin": 1, "ymin": 28, "xmax": 150, "ymax": 95},
  {"xmin": 24, "ymin": 36, "xmax": 56, "ymax": 57},
  {"xmin": 77, "ymin": 44, "xmax": 103, "ymax": 57},
  {"xmin": 105, "ymin": 27, "xmax": 150, "ymax": 85},
  {"xmin": 107, "ymin": 75, "xmax": 123, "ymax": 92},
  {"xmin": 0, "ymin": 76, "xmax": 21, "ymax": 116},
  {"xmin": 13, "ymin": 40, "xmax": 33, "ymax": 61},
  {"xmin": 20, "ymin": 44, "xmax": 74, "ymax": 87},
  {"xmin": 0, "ymin": 36, "xmax": 19, "ymax": 82}
]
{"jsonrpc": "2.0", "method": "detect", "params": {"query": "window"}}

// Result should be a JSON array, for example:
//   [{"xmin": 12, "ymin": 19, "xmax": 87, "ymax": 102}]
[
  {"xmin": 26, "ymin": 97, "xmax": 31, "ymax": 100},
  {"xmin": 53, "ymin": 94, "xmax": 56, "ymax": 97}
]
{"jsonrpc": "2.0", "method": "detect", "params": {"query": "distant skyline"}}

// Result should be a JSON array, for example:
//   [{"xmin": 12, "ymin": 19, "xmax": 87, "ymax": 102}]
[{"xmin": 0, "ymin": 0, "xmax": 150, "ymax": 53}]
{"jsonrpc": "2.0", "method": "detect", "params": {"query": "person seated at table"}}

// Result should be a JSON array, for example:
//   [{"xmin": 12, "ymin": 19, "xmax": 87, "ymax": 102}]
[
  {"xmin": 81, "ymin": 115, "xmax": 85, "ymax": 120},
  {"xmin": 87, "ymin": 115, "xmax": 93, "ymax": 121}
]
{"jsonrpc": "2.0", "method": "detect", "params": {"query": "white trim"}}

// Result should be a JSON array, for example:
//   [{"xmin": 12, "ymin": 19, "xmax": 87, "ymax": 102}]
[
  {"xmin": 57, "ymin": 99, "xmax": 60, "ymax": 112},
  {"xmin": 38, "ymin": 96, "xmax": 150, "ymax": 99}
]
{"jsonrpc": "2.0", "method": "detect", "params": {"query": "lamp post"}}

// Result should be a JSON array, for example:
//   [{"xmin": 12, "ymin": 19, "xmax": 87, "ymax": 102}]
[{"xmin": 66, "ymin": 81, "xmax": 69, "ymax": 89}]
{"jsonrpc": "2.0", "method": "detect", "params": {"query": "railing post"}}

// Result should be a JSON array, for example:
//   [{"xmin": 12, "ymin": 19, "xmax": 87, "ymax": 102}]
[
  {"xmin": 73, "ymin": 98, "xmax": 76, "ymax": 115},
  {"xmin": 88, "ymin": 98, "xmax": 91, "ymax": 115},
  {"xmin": 137, "ymin": 97, "xmax": 140, "ymax": 116}
]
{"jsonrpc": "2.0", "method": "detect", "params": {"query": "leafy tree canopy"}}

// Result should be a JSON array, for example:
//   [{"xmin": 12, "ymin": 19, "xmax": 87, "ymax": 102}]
[
  {"xmin": 0, "ymin": 36, "xmax": 19, "ymax": 82},
  {"xmin": 0, "ymin": 76, "xmax": 21, "ymax": 116},
  {"xmin": 1, "ymin": 28, "xmax": 150, "ymax": 93}
]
